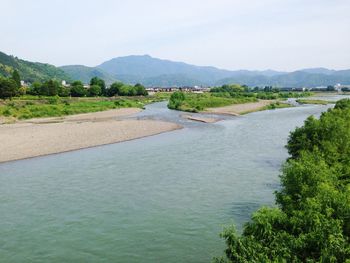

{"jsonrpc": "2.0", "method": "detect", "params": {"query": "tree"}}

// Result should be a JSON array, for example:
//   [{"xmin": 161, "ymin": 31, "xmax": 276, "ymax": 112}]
[
  {"xmin": 216, "ymin": 99, "xmax": 350, "ymax": 262},
  {"xmin": 58, "ymin": 86, "xmax": 70, "ymax": 97},
  {"xmin": 90, "ymin": 77, "xmax": 106, "ymax": 95},
  {"xmin": 46, "ymin": 80, "xmax": 60, "ymax": 96},
  {"xmin": 327, "ymin": 85, "xmax": 335, "ymax": 91},
  {"xmin": 107, "ymin": 82, "xmax": 123, "ymax": 96},
  {"xmin": 70, "ymin": 81, "xmax": 86, "ymax": 97},
  {"xmin": 27, "ymin": 81, "xmax": 42, "ymax": 95},
  {"xmin": 168, "ymin": 91, "xmax": 185, "ymax": 110},
  {"xmin": 88, "ymin": 85, "xmax": 102, "ymax": 97},
  {"xmin": 0, "ymin": 77, "xmax": 18, "ymax": 99},
  {"xmin": 11, "ymin": 70, "xmax": 21, "ymax": 88},
  {"xmin": 135, "ymin": 83, "xmax": 148, "ymax": 96}
]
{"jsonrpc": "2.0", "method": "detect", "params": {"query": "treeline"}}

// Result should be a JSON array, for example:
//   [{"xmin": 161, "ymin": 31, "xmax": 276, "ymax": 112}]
[
  {"xmin": 0, "ymin": 73, "xmax": 148, "ymax": 99},
  {"xmin": 216, "ymin": 99, "xmax": 350, "ymax": 262},
  {"xmin": 211, "ymin": 84, "xmax": 312, "ymax": 99},
  {"xmin": 27, "ymin": 77, "xmax": 148, "ymax": 97}
]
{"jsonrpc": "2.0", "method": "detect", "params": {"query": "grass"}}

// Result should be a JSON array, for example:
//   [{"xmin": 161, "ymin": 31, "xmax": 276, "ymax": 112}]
[
  {"xmin": 296, "ymin": 99, "xmax": 334, "ymax": 105},
  {"xmin": 0, "ymin": 95, "xmax": 165, "ymax": 120}
]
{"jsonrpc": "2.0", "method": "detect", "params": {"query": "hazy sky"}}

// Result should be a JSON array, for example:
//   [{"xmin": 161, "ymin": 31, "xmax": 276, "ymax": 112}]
[{"xmin": 1, "ymin": 0, "xmax": 349, "ymax": 71}]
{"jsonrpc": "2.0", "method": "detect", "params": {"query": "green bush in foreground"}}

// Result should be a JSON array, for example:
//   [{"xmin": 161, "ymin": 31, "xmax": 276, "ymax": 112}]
[{"xmin": 216, "ymin": 99, "xmax": 350, "ymax": 263}]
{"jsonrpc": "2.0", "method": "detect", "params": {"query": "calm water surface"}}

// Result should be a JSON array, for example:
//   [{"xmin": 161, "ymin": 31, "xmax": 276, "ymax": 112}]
[{"xmin": 0, "ymin": 100, "xmax": 337, "ymax": 262}]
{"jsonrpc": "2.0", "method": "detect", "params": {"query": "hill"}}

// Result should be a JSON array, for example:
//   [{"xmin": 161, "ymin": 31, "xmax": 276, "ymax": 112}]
[
  {"xmin": 60, "ymin": 65, "xmax": 116, "ymax": 85},
  {"xmin": 0, "ymin": 51, "xmax": 70, "ymax": 83}
]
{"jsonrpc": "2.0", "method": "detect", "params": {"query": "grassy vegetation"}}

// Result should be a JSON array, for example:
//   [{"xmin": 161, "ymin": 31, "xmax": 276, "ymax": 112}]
[
  {"xmin": 168, "ymin": 85, "xmax": 313, "ymax": 113},
  {"xmin": 0, "ymin": 94, "xmax": 167, "ymax": 120},
  {"xmin": 296, "ymin": 99, "xmax": 334, "ymax": 105},
  {"xmin": 168, "ymin": 92, "xmax": 257, "ymax": 112},
  {"xmin": 264, "ymin": 101, "xmax": 292, "ymax": 110}
]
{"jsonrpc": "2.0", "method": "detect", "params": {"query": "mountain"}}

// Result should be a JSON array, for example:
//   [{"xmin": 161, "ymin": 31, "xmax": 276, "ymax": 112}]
[
  {"xmin": 97, "ymin": 55, "xmax": 236, "ymax": 85},
  {"xmin": 93, "ymin": 55, "xmax": 350, "ymax": 87},
  {"xmin": 2, "ymin": 50, "xmax": 349, "ymax": 87},
  {"xmin": 299, "ymin": 67, "xmax": 337, "ymax": 75},
  {"xmin": 0, "ymin": 51, "xmax": 70, "ymax": 83},
  {"xmin": 60, "ymin": 65, "xmax": 116, "ymax": 85}
]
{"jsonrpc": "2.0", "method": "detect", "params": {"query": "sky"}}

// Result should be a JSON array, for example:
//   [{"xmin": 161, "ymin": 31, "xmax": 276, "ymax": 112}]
[{"xmin": 1, "ymin": 0, "xmax": 350, "ymax": 71}]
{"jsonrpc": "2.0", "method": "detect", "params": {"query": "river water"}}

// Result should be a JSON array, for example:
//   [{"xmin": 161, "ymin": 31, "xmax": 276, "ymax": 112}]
[{"xmin": 0, "ymin": 98, "xmax": 345, "ymax": 262}]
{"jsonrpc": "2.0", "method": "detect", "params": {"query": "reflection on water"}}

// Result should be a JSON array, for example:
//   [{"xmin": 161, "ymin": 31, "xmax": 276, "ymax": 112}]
[{"xmin": 0, "ymin": 98, "xmax": 337, "ymax": 262}]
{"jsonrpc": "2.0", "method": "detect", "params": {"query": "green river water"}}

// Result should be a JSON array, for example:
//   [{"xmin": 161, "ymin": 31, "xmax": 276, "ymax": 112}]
[{"xmin": 0, "ymin": 98, "xmax": 345, "ymax": 262}]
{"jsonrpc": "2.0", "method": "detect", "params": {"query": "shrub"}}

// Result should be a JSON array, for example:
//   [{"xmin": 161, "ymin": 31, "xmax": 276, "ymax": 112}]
[{"xmin": 216, "ymin": 99, "xmax": 350, "ymax": 262}]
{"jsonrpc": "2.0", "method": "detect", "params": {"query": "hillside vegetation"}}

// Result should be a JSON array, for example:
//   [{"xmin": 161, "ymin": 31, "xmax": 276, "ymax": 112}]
[
  {"xmin": 60, "ymin": 65, "xmax": 116, "ymax": 84},
  {"xmin": 0, "ymin": 51, "xmax": 70, "ymax": 82}
]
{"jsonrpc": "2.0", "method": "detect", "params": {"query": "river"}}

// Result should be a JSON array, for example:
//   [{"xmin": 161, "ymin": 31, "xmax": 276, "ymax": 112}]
[{"xmin": 0, "ymin": 97, "xmax": 346, "ymax": 262}]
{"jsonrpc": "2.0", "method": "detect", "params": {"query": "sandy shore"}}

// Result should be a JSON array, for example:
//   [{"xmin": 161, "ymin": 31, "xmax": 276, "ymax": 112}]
[
  {"xmin": 0, "ymin": 108, "xmax": 181, "ymax": 163},
  {"xmin": 203, "ymin": 100, "xmax": 273, "ymax": 116},
  {"xmin": 181, "ymin": 114, "xmax": 219, "ymax": 123}
]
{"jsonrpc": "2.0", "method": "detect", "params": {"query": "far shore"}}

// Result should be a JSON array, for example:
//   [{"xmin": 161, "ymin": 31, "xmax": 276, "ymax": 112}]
[{"xmin": 0, "ymin": 108, "xmax": 181, "ymax": 163}]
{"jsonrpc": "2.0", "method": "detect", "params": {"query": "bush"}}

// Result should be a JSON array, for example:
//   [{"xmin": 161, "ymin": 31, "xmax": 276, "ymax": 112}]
[
  {"xmin": 70, "ymin": 81, "xmax": 86, "ymax": 97},
  {"xmin": 0, "ymin": 77, "xmax": 18, "ymax": 99},
  {"xmin": 88, "ymin": 85, "xmax": 102, "ymax": 97},
  {"xmin": 168, "ymin": 91, "xmax": 185, "ymax": 110},
  {"xmin": 217, "ymin": 99, "xmax": 350, "ymax": 262}
]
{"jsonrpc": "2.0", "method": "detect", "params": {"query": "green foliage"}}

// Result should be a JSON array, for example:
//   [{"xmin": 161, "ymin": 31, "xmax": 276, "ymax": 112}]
[
  {"xmin": 134, "ymin": 83, "xmax": 148, "ymax": 96},
  {"xmin": 168, "ymin": 91, "xmax": 256, "ymax": 112},
  {"xmin": 0, "ymin": 97, "xmax": 147, "ymax": 119},
  {"xmin": 263, "ymin": 102, "xmax": 291, "ymax": 111},
  {"xmin": 0, "ymin": 77, "xmax": 18, "ymax": 99},
  {"xmin": 0, "ymin": 51, "xmax": 70, "ymax": 83},
  {"xmin": 217, "ymin": 99, "xmax": 350, "ymax": 262},
  {"xmin": 27, "ymin": 80, "xmax": 66, "ymax": 97},
  {"xmin": 296, "ymin": 99, "xmax": 331, "ymax": 105},
  {"xmin": 211, "ymin": 84, "xmax": 246, "ymax": 93},
  {"xmin": 88, "ymin": 85, "xmax": 102, "ymax": 97},
  {"xmin": 168, "ymin": 91, "xmax": 186, "ymax": 110},
  {"xmin": 107, "ymin": 82, "xmax": 148, "ymax": 96},
  {"xmin": 210, "ymin": 84, "xmax": 312, "ymax": 101},
  {"xmin": 11, "ymin": 69, "xmax": 21, "ymax": 88},
  {"xmin": 70, "ymin": 81, "xmax": 86, "ymax": 97},
  {"xmin": 90, "ymin": 77, "xmax": 106, "ymax": 95}
]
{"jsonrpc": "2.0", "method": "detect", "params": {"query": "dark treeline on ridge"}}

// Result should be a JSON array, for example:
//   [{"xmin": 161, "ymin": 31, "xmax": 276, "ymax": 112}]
[{"xmin": 215, "ymin": 99, "xmax": 350, "ymax": 262}]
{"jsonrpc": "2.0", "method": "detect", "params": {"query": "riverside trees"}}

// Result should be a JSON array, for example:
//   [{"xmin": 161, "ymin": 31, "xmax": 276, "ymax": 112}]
[
  {"xmin": 24, "ymin": 77, "xmax": 148, "ymax": 98},
  {"xmin": 217, "ymin": 99, "xmax": 350, "ymax": 262}
]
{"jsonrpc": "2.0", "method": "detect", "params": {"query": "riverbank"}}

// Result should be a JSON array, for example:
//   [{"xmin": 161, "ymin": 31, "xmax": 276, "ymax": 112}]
[
  {"xmin": 0, "ymin": 94, "xmax": 171, "ymax": 123},
  {"xmin": 202, "ymin": 100, "xmax": 275, "ymax": 115},
  {"xmin": 0, "ymin": 108, "xmax": 181, "ymax": 163},
  {"xmin": 296, "ymin": 99, "xmax": 335, "ymax": 105}
]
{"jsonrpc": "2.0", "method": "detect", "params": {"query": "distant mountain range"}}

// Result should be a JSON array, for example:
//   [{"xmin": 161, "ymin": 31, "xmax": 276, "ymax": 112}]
[
  {"xmin": 1, "ymin": 51, "xmax": 349, "ymax": 87},
  {"xmin": 62, "ymin": 55, "xmax": 350, "ymax": 87}
]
